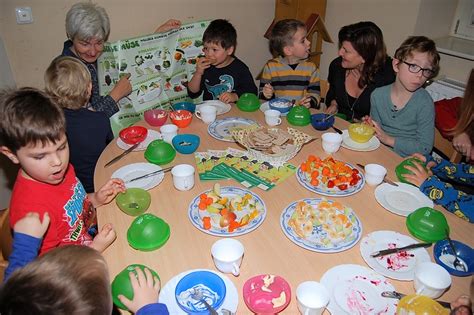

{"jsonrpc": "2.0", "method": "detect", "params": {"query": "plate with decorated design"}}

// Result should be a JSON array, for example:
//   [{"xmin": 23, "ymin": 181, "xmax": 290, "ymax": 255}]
[{"xmin": 208, "ymin": 117, "xmax": 259, "ymax": 142}]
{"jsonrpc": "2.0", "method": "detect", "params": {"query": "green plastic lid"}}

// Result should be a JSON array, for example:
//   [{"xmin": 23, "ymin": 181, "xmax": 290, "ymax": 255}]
[
  {"xmin": 116, "ymin": 188, "xmax": 151, "ymax": 216},
  {"xmin": 395, "ymin": 158, "xmax": 427, "ymax": 184},
  {"xmin": 111, "ymin": 264, "xmax": 160, "ymax": 310},
  {"xmin": 286, "ymin": 106, "xmax": 311, "ymax": 126},
  {"xmin": 236, "ymin": 93, "xmax": 260, "ymax": 112},
  {"xmin": 144, "ymin": 139, "xmax": 176, "ymax": 165},
  {"xmin": 406, "ymin": 207, "xmax": 449, "ymax": 242},
  {"xmin": 127, "ymin": 213, "xmax": 170, "ymax": 251}
]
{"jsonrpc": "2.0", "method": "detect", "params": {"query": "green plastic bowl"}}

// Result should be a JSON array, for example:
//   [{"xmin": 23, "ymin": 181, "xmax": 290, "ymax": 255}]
[
  {"xmin": 236, "ymin": 93, "xmax": 260, "ymax": 112},
  {"xmin": 406, "ymin": 207, "xmax": 449, "ymax": 242},
  {"xmin": 116, "ymin": 188, "xmax": 151, "ymax": 216},
  {"xmin": 395, "ymin": 158, "xmax": 427, "ymax": 184},
  {"xmin": 144, "ymin": 139, "xmax": 176, "ymax": 165},
  {"xmin": 287, "ymin": 105, "xmax": 311, "ymax": 126},
  {"xmin": 127, "ymin": 213, "xmax": 170, "ymax": 251},
  {"xmin": 111, "ymin": 264, "xmax": 160, "ymax": 310}
]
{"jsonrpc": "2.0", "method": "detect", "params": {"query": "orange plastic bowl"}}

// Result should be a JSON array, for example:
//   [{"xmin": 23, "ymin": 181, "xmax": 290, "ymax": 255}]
[
  {"xmin": 119, "ymin": 126, "xmax": 148, "ymax": 145},
  {"xmin": 170, "ymin": 110, "xmax": 192, "ymax": 128}
]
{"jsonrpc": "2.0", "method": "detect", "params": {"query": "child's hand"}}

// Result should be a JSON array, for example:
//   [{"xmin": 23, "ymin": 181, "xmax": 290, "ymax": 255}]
[
  {"xmin": 298, "ymin": 96, "xmax": 312, "ymax": 108},
  {"xmin": 262, "ymin": 83, "xmax": 274, "ymax": 99},
  {"xmin": 451, "ymin": 295, "xmax": 472, "ymax": 314},
  {"xmin": 154, "ymin": 19, "xmax": 181, "ymax": 33},
  {"xmin": 118, "ymin": 267, "xmax": 161, "ymax": 313},
  {"xmin": 14, "ymin": 212, "xmax": 50, "ymax": 239},
  {"xmin": 408, "ymin": 153, "xmax": 437, "ymax": 170},
  {"xmin": 325, "ymin": 100, "xmax": 338, "ymax": 115},
  {"xmin": 90, "ymin": 223, "xmax": 116, "ymax": 252},
  {"xmin": 403, "ymin": 160, "xmax": 433, "ymax": 187},
  {"xmin": 372, "ymin": 120, "xmax": 395, "ymax": 147},
  {"xmin": 195, "ymin": 57, "xmax": 212, "ymax": 75},
  {"xmin": 90, "ymin": 178, "xmax": 126, "ymax": 207},
  {"xmin": 219, "ymin": 92, "xmax": 238, "ymax": 104}
]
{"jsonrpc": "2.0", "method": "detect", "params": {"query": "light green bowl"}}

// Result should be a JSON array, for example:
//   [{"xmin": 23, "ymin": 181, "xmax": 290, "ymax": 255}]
[{"xmin": 116, "ymin": 188, "xmax": 151, "ymax": 216}]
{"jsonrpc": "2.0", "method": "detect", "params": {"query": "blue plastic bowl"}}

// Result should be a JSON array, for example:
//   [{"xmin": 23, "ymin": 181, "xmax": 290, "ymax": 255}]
[
  {"xmin": 172, "ymin": 134, "xmax": 200, "ymax": 154},
  {"xmin": 311, "ymin": 113, "xmax": 335, "ymax": 131},
  {"xmin": 434, "ymin": 239, "xmax": 473, "ymax": 277},
  {"xmin": 269, "ymin": 97, "xmax": 293, "ymax": 114},
  {"xmin": 173, "ymin": 101, "xmax": 196, "ymax": 113},
  {"xmin": 175, "ymin": 270, "xmax": 226, "ymax": 314}
]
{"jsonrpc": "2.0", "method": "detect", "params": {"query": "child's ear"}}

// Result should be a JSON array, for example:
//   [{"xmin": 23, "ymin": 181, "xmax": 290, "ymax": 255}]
[
  {"xmin": 226, "ymin": 46, "xmax": 235, "ymax": 56},
  {"xmin": 283, "ymin": 45, "xmax": 293, "ymax": 57},
  {"xmin": 0, "ymin": 146, "xmax": 20, "ymax": 164},
  {"xmin": 392, "ymin": 58, "xmax": 401, "ymax": 73}
]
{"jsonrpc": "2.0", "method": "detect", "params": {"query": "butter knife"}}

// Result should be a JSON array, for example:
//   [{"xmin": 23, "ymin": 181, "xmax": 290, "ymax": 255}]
[
  {"xmin": 371, "ymin": 242, "xmax": 432, "ymax": 258},
  {"xmin": 104, "ymin": 142, "xmax": 140, "ymax": 167},
  {"xmin": 356, "ymin": 163, "xmax": 399, "ymax": 187},
  {"xmin": 125, "ymin": 166, "xmax": 173, "ymax": 183}
]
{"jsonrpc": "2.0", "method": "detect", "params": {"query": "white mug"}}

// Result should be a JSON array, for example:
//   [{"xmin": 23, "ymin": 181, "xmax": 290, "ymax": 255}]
[
  {"xmin": 296, "ymin": 281, "xmax": 330, "ymax": 315},
  {"xmin": 171, "ymin": 164, "xmax": 195, "ymax": 191},
  {"xmin": 414, "ymin": 262, "xmax": 451, "ymax": 299},
  {"xmin": 160, "ymin": 124, "xmax": 178, "ymax": 143},
  {"xmin": 264, "ymin": 109, "xmax": 282, "ymax": 126},
  {"xmin": 321, "ymin": 132, "xmax": 343, "ymax": 154},
  {"xmin": 365, "ymin": 163, "xmax": 387, "ymax": 186},
  {"xmin": 195, "ymin": 105, "xmax": 217, "ymax": 124},
  {"xmin": 211, "ymin": 238, "xmax": 244, "ymax": 276}
]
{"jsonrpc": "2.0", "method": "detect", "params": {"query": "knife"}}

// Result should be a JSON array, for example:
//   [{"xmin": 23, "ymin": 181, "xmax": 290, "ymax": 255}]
[
  {"xmin": 356, "ymin": 163, "xmax": 399, "ymax": 187},
  {"xmin": 332, "ymin": 126, "xmax": 343, "ymax": 134},
  {"xmin": 381, "ymin": 291, "xmax": 451, "ymax": 308},
  {"xmin": 125, "ymin": 166, "xmax": 173, "ymax": 183},
  {"xmin": 104, "ymin": 142, "xmax": 140, "ymax": 167},
  {"xmin": 371, "ymin": 242, "xmax": 432, "ymax": 258}
]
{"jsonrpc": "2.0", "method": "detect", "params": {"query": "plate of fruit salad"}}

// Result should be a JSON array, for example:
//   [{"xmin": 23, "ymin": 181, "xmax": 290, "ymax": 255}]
[
  {"xmin": 297, "ymin": 155, "xmax": 365, "ymax": 197},
  {"xmin": 188, "ymin": 184, "xmax": 266, "ymax": 236}
]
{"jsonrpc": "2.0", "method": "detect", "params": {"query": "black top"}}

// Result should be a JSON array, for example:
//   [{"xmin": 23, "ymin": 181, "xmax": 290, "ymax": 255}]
[
  {"xmin": 326, "ymin": 56, "xmax": 395, "ymax": 120},
  {"xmin": 65, "ymin": 108, "xmax": 114, "ymax": 193},
  {"xmin": 188, "ymin": 57, "xmax": 257, "ymax": 100}
]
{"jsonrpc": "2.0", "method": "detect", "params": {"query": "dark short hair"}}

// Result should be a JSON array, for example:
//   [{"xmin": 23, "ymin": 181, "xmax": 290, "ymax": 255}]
[
  {"xmin": 203, "ymin": 19, "xmax": 236, "ymax": 49},
  {"xmin": 394, "ymin": 36, "xmax": 440, "ymax": 78},
  {"xmin": 269, "ymin": 19, "xmax": 305, "ymax": 57},
  {"xmin": 338, "ymin": 21, "xmax": 387, "ymax": 88},
  {"xmin": 0, "ymin": 87, "xmax": 65, "ymax": 153},
  {"xmin": 0, "ymin": 246, "xmax": 111, "ymax": 315}
]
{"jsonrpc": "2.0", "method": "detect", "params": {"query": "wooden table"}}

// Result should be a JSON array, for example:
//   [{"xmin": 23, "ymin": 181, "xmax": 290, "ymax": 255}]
[{"xmin": 95, "ymin": 106, "xmax": 473, "ymax": 314}]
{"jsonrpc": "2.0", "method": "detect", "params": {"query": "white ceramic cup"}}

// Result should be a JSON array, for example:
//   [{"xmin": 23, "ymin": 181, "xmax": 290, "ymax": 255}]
[
  {"xmin": 414, "ymin": 262, "xmax": 452, "ymax": 299},
  {"xmin": 160, "ymin": 124, "xmax": 178, "ymax": 143},
  {"xmin": 195, "ymin": 105, "xmax": 217, "ymax": 124},
  {"xmin": 321, "ymin": 132, "xmax": 343, "ymax": 154},
  {"xmin": 364, "ymin": 163, "xmax": 387, "ymax": 186},
  {"xmin": 264, "ymin": 109, "xmax": 282, "ymax": 126},
  {"xmin": 296, "ymin": 281, "xmax": 330, "ymax": 315},
  {"xmin": 211, "ymin": 238, "xmax": 244, "ymax": 276},
  {"xmin": 171, "ymin": 164, "xmax": 195, "ymax": 191}
]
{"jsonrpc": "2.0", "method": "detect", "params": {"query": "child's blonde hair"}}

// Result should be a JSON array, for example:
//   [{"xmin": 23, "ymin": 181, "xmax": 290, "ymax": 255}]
[
  {"xmin": 45, "ymin": 56, "xmax": 91, "ymax": 110},
  {"xmin": 0, "ymin": 245, "xmax": 112, "ymax": 315},
  {"xmin": 394, "ymin": 36, "xmax": 440, "ymax": 79}
]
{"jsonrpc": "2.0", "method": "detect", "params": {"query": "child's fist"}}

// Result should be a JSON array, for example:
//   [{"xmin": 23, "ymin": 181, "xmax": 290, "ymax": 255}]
[
  {"xmin": 262, "ymin": 83, "xmax": 274, "ymax": 99},
  {"xmin": 14, "ymin": 212, "xmax": 50, "ymax": 238}
]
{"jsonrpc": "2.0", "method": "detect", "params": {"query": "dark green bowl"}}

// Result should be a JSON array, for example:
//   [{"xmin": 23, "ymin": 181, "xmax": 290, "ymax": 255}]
[
  {"xmin": 395, "ymin": 158, "xmax": 427, "ymax": 184},
  {"xmin": 287, "ymin": 106, "xmax": 311, "ymax": 126},
  {"xmin": 127, "ymin": 213, "xmax": 170, "ymax": 251},
  {"xmin": 406, "ymin": 207, "xmax": 449, "ymax": 242},
  {"xmin": 144, "ymin": 139, "xmax": 176, "ymax": 165},
  {"xmin": 236, "ymin": 93, "xmax": 260, "ymax": 112},
  {"xmin": 111, "ymin": 264, "xmax": 160, "ymax": 310}
]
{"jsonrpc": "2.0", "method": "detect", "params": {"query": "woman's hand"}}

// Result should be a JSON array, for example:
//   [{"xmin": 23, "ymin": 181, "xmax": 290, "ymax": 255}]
[
  {"xmin": 325, "ymin": 100, "xmax": 338, "ymax": 115},
  {"xmin": 89, "ymin": 178, "xmax": 126, "ymax": 207},
  {"xmin": 453, "ymin": 132, "xmax": 472, "ymax": 161},
  {"xmin": 154, "ymin": 19, "xmax": 181, "ymax": 33},
  {"xmin": 118, "ymin": 267, "xmax": 161, "ymax": 313},
  {"xmin": 14, "ymin": 212, "xmax": 50, "ymax": 238},
  {"xmin": 262, "ymin": 83, "xmax": 273, "ymax": 99},
  {"xmin": 372, "ymin": 120, "xmax": 395, "ymax": 147},
  {"xmin": 109, "ymin": 74, "xmax": 132, "ymax": 102}
]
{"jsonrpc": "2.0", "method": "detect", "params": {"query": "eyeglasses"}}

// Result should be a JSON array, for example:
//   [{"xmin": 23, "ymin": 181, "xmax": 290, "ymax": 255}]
[{"xmin": 402, "ymin": 61, "xmax": 435, "ymax": 78}]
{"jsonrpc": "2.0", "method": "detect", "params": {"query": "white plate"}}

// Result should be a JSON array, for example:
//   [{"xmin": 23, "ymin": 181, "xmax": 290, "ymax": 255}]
[
  {"xmin": 341, "ymin": 130, "xmax": 380, "ymax": 152},
  {"xmin": 159, "ymin": 269, "xmax": 238, "ymax": 314},
  {"xmin": 116, "ymin": 129, "xmax": 161, "ymax": 151},
  {"xmin": 197, "ymin": 100, "xmax": 232, "ymax": 115},
  {"xmin": 111, "ymin": 162, "xmax": 164, "ymax": 190},
  {"xmin": 360, "ymin": 230, "xmax": 431, "ymax": 281},
  {"xmin": 320, "ymin": 264, "xmax": 397, "ymax": 315},
  {"xmin": 375, "ymin": 182, "xmax": 434, "ymax": 216},
  {"xmin": 208, "ymin": 117, "xmax": 259, "ymax": 142},
  {"xmin": 259, "ymin": 101, "xmax": 289, "ymax": 116}
]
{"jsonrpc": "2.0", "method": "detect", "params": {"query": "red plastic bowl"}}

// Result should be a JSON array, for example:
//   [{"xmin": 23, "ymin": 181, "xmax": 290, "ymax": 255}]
[
  {"xmin": 144, "ymin": 109, "xmax": 168, "ymax": 127},
  {"xmin": 119, "ymin": 126, "xmax": 148, "ymax": 145},
  {"xmin": 169, "ymin": 110, "xmax": 192, "ymax": 128}
]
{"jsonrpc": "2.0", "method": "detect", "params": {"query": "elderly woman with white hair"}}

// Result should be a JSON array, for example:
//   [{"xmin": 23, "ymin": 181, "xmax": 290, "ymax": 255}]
[{"xmin": 60, "ymin": 2, "xmax": 181, "ymax": 117}]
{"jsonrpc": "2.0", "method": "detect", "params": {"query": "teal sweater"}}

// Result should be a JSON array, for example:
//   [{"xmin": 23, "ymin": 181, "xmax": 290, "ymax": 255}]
[{"xmin": 370, "ymin": 84, "xmax": 434, "ymax": 157}]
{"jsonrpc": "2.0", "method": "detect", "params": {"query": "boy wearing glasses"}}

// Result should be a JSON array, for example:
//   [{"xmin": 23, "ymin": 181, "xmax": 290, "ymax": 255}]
[{"xmin": 367, "ymin": 36, "xmax": 440, "ymax": 157}]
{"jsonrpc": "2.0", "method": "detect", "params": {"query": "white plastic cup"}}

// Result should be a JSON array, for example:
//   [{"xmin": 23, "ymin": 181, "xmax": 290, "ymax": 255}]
[
  {"xmin": 211, "ymin": 238, "xmax": 244, "ymax": 276},
  {"xmin": 171, "ymin": 164, "xmax": 195, "ymax": 191},
  {"xmin": 364, "ymin": 163, "xmax": 387, "ymax": 186},
  {"xmin": 414, "ymin": 262, "xmax": 451, "ymax": 299},
  {"xmin": 296, "ymin": 281, "xmax": 330, "ymax": 315},
  {"xmin": 321, "ymin": 132, "xmax": 343, "ymax": 154},
  {"xmin": 160, "ymin": 124, "xmax": 178, "ymax": 143},
  {"xmin": 264, "ymin": 109, "xmax": 282, "ymax": 126},
  {"xmin": 195, "ymin": 105, "xmax": 217, "ymax": 124}
]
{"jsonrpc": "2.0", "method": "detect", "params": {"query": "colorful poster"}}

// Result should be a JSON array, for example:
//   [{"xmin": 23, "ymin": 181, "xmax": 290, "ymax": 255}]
[{"xmin": 97, "ymin": 20, "xmax": 210, "ymax": 135}]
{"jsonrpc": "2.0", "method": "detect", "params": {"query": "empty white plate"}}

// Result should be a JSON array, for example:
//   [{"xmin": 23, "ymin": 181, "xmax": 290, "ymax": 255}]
[{"xmin": 112, "ymin": 162, "xmax": 164, "ymax": 190}]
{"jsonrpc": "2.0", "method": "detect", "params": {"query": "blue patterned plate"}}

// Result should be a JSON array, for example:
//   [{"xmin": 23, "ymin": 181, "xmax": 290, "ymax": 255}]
[
  {"xmin": 188, "ymin": 186, "xmax": 266, "ymax": 236},
  {"xmin": 207, "ymin": 117, "xmax": 259, "ymax": 142},
  {"xmin": 280, "ymin": 198, "xmax": 362, "ymax": 253}
]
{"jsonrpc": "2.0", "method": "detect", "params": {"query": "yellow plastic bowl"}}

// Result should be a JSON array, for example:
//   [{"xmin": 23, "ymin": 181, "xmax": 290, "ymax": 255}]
[{"xmin": 348, "ymin": 123, "xmax": 374, "ymax": 143}]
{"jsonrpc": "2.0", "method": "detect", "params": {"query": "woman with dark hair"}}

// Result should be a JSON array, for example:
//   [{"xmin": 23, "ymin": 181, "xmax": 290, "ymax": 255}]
[{"xmin": 325, "ymin": 21, "xmax": 395, "ymax": 121}]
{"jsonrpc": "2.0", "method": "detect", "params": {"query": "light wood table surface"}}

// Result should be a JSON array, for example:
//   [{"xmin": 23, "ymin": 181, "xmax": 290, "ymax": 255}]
[{"xmin": 95, "ymin": 106, "xmax": 473, "ymax": 314}]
